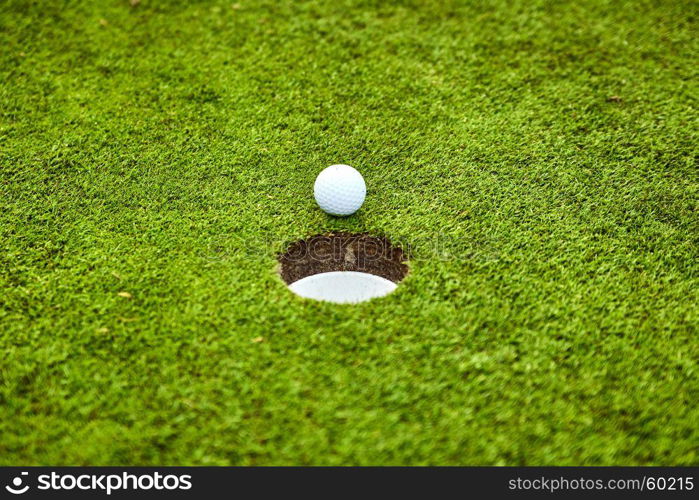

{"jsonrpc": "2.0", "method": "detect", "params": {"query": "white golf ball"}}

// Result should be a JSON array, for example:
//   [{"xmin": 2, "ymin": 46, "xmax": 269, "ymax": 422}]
[{"xmin": 314, "ymin": 164, "xmax": 366, "ymax": 216}]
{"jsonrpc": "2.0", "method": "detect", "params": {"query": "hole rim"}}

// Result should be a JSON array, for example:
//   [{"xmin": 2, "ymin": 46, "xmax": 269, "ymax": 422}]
[{"xmin": 278, "ymin": 232, "xmax": 410, "ymax": 286}]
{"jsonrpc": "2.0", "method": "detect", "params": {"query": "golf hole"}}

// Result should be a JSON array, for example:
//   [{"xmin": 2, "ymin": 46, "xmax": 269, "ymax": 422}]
[{"xmin": 278, "ymin": 233, "xmax": 409, "ymax": 304}]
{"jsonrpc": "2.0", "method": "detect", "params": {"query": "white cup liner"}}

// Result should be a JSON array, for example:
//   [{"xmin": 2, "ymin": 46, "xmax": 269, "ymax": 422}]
[{"xmin": 288, "ymin": 271, "xmax": 397, "ymax": 304}]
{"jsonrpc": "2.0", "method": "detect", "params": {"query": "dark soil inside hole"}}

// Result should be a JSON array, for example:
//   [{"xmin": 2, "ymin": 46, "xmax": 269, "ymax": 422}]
[{"xmin": 278, "ymin": 233, "xmax": 409, "ymax": 284}]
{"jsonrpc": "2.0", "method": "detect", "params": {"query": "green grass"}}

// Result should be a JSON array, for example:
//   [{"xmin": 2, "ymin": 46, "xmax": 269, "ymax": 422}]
[{"xmin": 1, "ymin": 0, "xmax": 697, "ymax": 465}]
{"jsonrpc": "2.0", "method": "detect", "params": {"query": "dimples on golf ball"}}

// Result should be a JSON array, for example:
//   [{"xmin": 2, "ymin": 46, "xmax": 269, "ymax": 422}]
[{"xmin": 314, "ymin": 164, "xmax": 366, "ymax": 216}]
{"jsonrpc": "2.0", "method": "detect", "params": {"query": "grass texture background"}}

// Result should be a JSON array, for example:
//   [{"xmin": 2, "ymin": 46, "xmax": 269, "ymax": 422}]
[{"xmin": 1, "ymin": 0, "xmax": 697, "ymax": 464}]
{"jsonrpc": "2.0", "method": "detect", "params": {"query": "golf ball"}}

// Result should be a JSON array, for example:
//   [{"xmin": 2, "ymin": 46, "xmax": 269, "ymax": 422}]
[{"xmin": 314, "ymin": 164, "xmax": 366, "ymax": 216}]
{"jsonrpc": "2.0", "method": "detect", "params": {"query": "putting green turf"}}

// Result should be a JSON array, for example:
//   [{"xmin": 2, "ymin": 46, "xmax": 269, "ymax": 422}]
[{"xmin": 1, "ymin": 0, "xmax": 697, "ymax": 465}]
